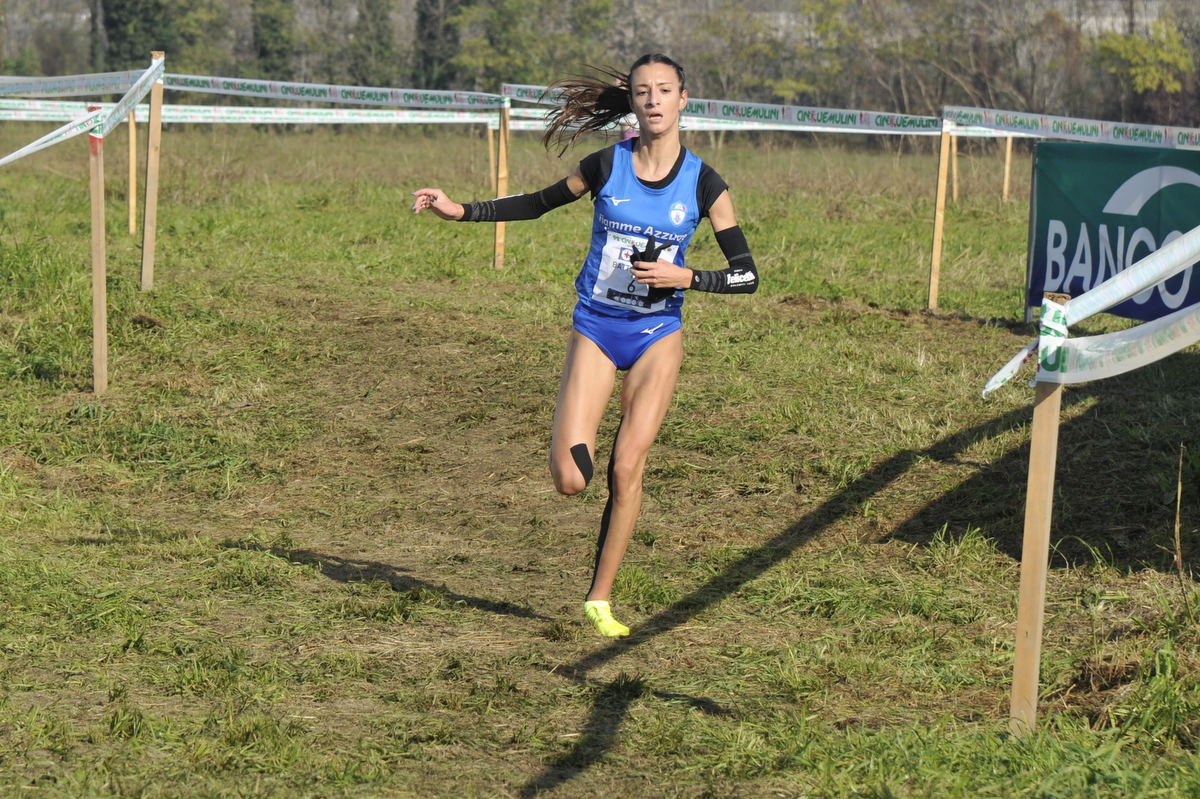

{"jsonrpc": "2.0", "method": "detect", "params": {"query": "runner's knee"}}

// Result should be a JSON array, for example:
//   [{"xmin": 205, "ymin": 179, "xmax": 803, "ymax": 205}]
[
  {"xmin": 555, "ymin": 471, "xmax": 588, "ymax": 496},
  {"xmin": 553, "ymin": 444, "xmax": 593, "ymax": 495},
  {"xmin": 608, "ymin": 451, "xmax": 647, "ymax": 499}
]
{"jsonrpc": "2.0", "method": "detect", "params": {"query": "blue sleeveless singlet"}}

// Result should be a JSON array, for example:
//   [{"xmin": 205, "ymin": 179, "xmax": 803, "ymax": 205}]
[
  {"xmin": 575, "ymin": 139, "xmax": 704, "ymax": 316},
  {"xmin": 570, "ymin": 141, "xmax": 703, "ymax": 369}
]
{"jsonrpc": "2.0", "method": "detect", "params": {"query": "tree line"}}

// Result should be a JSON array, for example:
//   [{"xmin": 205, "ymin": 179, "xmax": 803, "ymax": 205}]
[{"xmin": 2, "ymin": 0, "xmax": 1198, "ymax": 125}]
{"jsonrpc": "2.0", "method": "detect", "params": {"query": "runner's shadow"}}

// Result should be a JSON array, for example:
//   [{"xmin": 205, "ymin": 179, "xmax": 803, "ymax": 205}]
[
  {"xmin": 224, "ymin": 543, "xmax": 551, "ymax": 621},
  {"xmin": 519, "ymin": 399, "xmax": 1062, "ymax": 796},
  {"xmin": 226, "ymin": 543, "xmax": 729, "ymax": 795},
  {"xmin": 519, "ymin": 671, "xmax": 730, "ymax": 798},
  {"xmin": 522, "ymin": 353, "xmax": 1200, "ymax": 794}
]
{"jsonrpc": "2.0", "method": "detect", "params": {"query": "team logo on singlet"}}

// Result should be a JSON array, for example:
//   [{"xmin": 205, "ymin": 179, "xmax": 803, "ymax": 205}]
[{"xmin": 670, "ymin": 202, "xmax": 687, "ymax": 226}]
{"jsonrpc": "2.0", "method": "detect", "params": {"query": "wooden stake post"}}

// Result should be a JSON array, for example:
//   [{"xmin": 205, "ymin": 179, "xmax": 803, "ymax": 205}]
[
  {"xmin": 493, "ymin": 99, "xmax": 510, "ymax": 270},
  {"xmin": 927, "ymin": 126, "xmax": 951, "ymax": 309},
  {"xmin": 88, "ymin": 110, "xmax": 108, "ymax": 394},
  {"xmin": 1010, "ymin": 292, "xmax": 1070, "ymax": 736},
  {"xmin": 140, "ymin": 52, "xmax": 165, "ymax": 291}
]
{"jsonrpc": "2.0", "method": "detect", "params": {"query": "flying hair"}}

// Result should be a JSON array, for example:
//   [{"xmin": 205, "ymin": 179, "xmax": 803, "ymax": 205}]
[{"xmin": 542, "ymin": 54, "xmax": 686, "ymax": 156}]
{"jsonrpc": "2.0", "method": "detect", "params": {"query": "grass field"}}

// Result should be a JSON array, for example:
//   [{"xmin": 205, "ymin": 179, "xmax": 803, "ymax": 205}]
[{"xmin": 1, "ymin": 123, "xmax": 1199, "ymax": 797}]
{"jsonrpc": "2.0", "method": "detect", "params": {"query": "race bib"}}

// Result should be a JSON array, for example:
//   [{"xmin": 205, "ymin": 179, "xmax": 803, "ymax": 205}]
[{"xmin": 593, "ymin": 231, "xmax": 679, "ymax": 313}]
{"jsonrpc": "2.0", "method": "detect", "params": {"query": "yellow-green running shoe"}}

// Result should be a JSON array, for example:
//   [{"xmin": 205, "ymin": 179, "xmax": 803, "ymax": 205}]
[{"xmin": 584, "ymin": 600, "xmax": 630, "ymax": 637}]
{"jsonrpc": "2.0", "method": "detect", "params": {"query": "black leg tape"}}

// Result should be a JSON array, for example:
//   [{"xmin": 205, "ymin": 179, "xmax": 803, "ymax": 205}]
[{"xmin": 570, "ymin": 443, "xmax": 594, "ymax": 485}]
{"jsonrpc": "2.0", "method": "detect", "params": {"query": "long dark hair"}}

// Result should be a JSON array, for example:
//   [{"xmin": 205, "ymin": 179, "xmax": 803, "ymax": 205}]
[{"xmin": 541, "ymin": 53, "xmax": 686, "ymax": 155}]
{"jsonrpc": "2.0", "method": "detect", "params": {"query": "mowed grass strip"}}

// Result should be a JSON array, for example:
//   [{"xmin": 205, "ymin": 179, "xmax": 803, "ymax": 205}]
[{"xmin": 0, "ymin": 125, "xmax": 1199, "ymax": 797}]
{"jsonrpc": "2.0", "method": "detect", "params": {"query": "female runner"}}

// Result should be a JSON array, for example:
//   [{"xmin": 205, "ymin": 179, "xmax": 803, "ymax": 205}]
[{"xmin": 412, "ymin": 53, "xmax": 758, "ymax": 637}]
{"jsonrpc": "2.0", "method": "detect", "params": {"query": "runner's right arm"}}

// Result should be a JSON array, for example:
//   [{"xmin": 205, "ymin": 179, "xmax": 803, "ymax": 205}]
[{"xmin": 411, "ymin": 167, "xmax": 589, "ymax": 222}]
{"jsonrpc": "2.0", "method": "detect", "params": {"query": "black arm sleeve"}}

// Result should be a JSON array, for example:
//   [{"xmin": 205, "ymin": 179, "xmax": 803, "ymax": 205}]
[
  {"xmin": 689, "ymin": 225, "xmax": 759, "ymax": 294},
  {"xmin": 459, "ymin": 178, "xmax": 580, "ymax": 222}
]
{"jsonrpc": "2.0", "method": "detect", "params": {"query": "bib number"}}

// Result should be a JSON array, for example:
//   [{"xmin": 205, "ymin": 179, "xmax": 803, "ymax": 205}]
[{"xmin": 594, "ymin": 231, "xmax": 678, "ymax": 313}]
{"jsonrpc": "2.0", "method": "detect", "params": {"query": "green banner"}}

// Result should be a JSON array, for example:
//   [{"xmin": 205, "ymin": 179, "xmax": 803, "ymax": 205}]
[{"xmin": 1028, "ymin": 141, "xmax": 1200, "ymax": 321}]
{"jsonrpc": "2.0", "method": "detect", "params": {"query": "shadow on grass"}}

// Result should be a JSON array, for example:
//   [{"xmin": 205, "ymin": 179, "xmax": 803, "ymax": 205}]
[
  {"xmin": 226, "ymin": 544, "xmax": 553, "ymax": 622},
  {"xmin": 218, "ymin": 545, "xmax": 733, "ymax": 792},
  {"xmin": 519, "ymin": 672, "xmax": 732, "ymax": 797},
  {"xmin": 888, "ymin": 355, "xmax": 1200, "ymax": 568},
  {"xmin": 520, "ymin": 359, "xmax": 1200, "ymax": 795},
  {"xmin": 520, "ymin": 401, "xmax": 1048, "ymax": 796},
  {"xmin": 212, "ymin": 544, "xmax": 733, "ymax": 773}
]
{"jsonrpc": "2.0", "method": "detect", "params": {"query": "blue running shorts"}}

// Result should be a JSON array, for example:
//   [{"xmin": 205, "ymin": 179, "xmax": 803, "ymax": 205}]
[{"xmin": 572, "ymin": 302, "xmax": 682, "ymax": 371}]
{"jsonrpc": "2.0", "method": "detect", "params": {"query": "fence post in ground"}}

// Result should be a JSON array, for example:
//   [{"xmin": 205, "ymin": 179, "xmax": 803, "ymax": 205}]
[
  {"xmin": 140, "ymin": 51, "xmax": 164, "ymax": 291},
  {"xmin": 927, "ymin": 124, "xmax": 951, "ymax": 310},
  {"xmin": 493, "ymin": 98, "xmax": 510, "ymax": 270},
  {"xmin": 1010, "ymin": 291, "xmax": 1070, "ymax": 736},
  {"xmin": 88, "ymin": 109, "xmax": 108, "ymax": 394}
]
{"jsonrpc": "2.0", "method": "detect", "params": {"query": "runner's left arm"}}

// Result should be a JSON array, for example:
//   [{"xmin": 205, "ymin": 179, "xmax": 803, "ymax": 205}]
[{"xmin": 688, "ymin": 191, "xmax": 759, "ymax": 294}]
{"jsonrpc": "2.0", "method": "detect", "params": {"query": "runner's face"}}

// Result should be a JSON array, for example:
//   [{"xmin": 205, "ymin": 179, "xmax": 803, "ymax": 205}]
[{"xmin": 629, "ymin": 63, "xmax": 686, "ymax": 136}]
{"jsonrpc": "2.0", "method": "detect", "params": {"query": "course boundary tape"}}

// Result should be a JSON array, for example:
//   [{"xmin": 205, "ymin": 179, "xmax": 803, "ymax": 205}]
[
  {"xmin": 0, "ymin": 100, "xmax": 496, "ymax": 126},
  {"xmin": 0, "ymin": 70, "xmax": 143, "ymax": 97},
  {"xmin": 501, "ymin": 83, "xmax": 943, "ymax": 136},
  {"xmin": 163, "ymin": 74, "xmax": 504, "ymax": 109},
  {"xmin": 5, "ymin": 69, "xmax": 1197, "ymax": 146},
  {"xmin": 0, "ymin": 108, "xmax": 104, "ymax": 167},
  {"xmin": 945, "ymin": 105, "xmax": 1200, "ymax": 151},
  {"xmin": 0, "ymin": 100, "xmax": 985, "ymax": 137},
  {"xmin": 0, "ymin": 58, "xmax": 164, "ymax": 166}
]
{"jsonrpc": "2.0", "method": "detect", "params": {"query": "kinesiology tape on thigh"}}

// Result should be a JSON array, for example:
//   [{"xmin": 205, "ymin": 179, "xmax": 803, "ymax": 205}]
[{"xmin": 570, "ymin": 443, "xmax": 594, "ymax": 485}]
